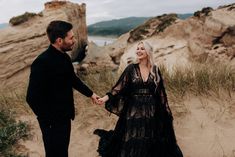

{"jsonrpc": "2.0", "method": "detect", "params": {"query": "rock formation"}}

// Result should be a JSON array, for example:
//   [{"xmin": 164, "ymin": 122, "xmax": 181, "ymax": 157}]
[
  {"xmin": 104, "ymin": 4, "xmax": 235, "ymax": 72},
  {"xmin": 0, "ymin": 1, "xmax": 90, "ymax": 89},
  {"xmin": 0, "ymin": 2, "xmax": 234, "ymax": 88}
]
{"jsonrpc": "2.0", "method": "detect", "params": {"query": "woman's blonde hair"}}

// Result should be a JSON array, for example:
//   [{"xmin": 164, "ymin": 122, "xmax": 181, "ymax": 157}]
[{"xmin": 137, "ymin": 41, "xmax": 160, "ymax": 87}]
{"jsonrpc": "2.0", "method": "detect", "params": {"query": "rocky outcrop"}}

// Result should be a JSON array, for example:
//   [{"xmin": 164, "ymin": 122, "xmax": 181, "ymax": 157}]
[
  {"xmin": 44, "ymin": 1, "xmax": 68, "ymax": 10},
  {"xmin": 1, "ymin": 2, "xmax": 235, "ymax": 89},
  {"xmin": 0, "ymin": 1, "xmax": 89, "ymax": 89},
  {"xmin": 106, "ymin": 3, "xmax": 235, "ymax": 71},
  {"xmin": 127, "ymin": 14, "xmax": 178, "ymax": 43},
  {"xmin": 74, "ymin": 41, "xmax": 117, "ymax": 75}
]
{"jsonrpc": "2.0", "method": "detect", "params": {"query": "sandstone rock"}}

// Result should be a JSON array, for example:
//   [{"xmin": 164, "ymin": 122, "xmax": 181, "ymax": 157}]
[
  {"xmin": 0, "ymin": 1, "xmax": 88, "ymax": 89},
  {"xmin": 220, "ymin": 26, "xmax": 235, "ymax": 46},
  {"xmin": 106, "ymin": 3, "xmax": 235, "ymax": 72},
  {"xmin": 1, "ymin": 2, "xmax": 235, "ymax": 89}
]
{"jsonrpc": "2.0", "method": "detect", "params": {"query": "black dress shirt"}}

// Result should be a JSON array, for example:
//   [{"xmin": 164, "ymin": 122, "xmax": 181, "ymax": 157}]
[{"xmin": 26, "ymin": 45, "xmax": 93, "ymax": 120}]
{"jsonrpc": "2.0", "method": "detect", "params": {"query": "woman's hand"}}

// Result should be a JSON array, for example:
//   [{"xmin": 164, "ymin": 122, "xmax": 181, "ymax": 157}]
[
  {"xmin": 90, "ymin": 93, "xmax": 100, "ymax": 104},
  {"xmin": 98, "ymin": 95, "xmax": 109, "ymax": 105}
]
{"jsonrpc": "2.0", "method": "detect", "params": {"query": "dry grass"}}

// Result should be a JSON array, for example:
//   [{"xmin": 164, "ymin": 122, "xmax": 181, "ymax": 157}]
[
  {"xmin": 160, "ymin": 62, "xmax": 234, "ymax": 98},
  {"xmin": 76, "ymin": 62, "xmax": 234, "ymax": 119},
  {"xmin": 77, "ymin": 67, "xmax": 117, "ymax": 96},
  {"xmin": 0, "ymin": 61, "xmax": 233, "ymax": 156},
  {"xmin": 0, "ymin": 88, "xmax": 31, "ymax": 115},
  {"xmin": 78, "ymin": 62, "xmax": 234, "ymax": 102}
]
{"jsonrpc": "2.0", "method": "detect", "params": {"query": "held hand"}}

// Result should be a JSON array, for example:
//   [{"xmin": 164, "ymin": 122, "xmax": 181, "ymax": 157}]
[
  {"xmin": 91, "ymin": 93, "xmax": 100, "ymax": 105},
  {"xmin": 97, "ymin": 95, "xmax": 109, "ymax": 105}
]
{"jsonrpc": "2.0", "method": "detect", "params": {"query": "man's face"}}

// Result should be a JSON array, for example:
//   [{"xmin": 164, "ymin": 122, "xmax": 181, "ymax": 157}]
[{"xmin": 61, "ymin": 30, "xmax": 75, "ymax": 52}]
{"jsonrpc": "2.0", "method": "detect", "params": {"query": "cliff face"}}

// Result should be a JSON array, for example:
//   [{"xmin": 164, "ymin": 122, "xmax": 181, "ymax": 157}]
[
  {"xmin": 1, "ymin": 2, "xmax": 235, "ymax": 89},
  {"xmin": 45, "ymin": 1, "xmax": 88, "ymax": 49},
  {"xmin": 0, "ymin": 1, "xmax": 88, "ymax": 89},
  {"xmin": 104, "ymin": 4, "xmax": 235, "ymax": 71}
]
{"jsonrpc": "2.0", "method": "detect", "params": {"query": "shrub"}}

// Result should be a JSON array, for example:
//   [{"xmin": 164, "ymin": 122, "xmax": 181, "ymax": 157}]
[
  {"xmin": 0, "ymin": 90, "xmax": 30, "ymax": 157},
  {"xmin": 194, "ymin": 7, "xmax": 213, "ymax": 17},
  {"xmin": 155, "ymin": 14, "xmax": 177, "ymax": 33},
  {"xmin": 128, "ymin": 14, "xmax": 177, "ymax": 43},
  {"xmin": 0, "ymin": 109, "xmax": 29, "ymax": 157},
  {"xmin": 9, "ymin": 12, "xmax": 41, "ymax": 26}
]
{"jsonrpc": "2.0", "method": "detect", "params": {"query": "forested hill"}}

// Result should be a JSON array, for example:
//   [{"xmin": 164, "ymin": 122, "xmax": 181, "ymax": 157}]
[
  {"xmin": 88, "ymin": 17, "xmax": 150, "ymax": 36},
  {"xmin": 88, "ymin": 14, "xmax": 192, "ymax": 36}
]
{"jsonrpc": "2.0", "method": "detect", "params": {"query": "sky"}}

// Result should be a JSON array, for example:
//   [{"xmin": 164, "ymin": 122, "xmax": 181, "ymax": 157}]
[{"xmin": 0, "ymin": 0, "xmax": 234, "ymax": 25}]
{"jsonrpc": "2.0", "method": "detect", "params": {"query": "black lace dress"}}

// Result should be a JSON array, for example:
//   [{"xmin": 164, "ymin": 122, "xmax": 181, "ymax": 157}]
[{"xmin": 94, "ymin": 63, "xmax": 183, "ymax": 157}]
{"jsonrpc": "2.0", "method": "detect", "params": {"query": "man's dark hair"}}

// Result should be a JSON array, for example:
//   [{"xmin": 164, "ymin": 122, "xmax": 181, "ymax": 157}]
[{"xmin": 46, "ymin": 20, "xmax": 73, "ymax": 43}]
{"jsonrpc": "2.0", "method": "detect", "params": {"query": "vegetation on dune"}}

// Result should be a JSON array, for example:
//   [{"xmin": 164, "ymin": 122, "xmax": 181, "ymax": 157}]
[
  {"xmin": 77, "ymin": 67, "xmax": 116, "ymax": 96},
  {"xmin": 194, "ymin": 7, "xmax": 213, "ymax": 17},
  {"xmin": 159, "ymin": 62, "xmax": 234, "ymax": 98},
  {"xmin": 79, "ymin": 62, "xmax": 234, "ymax": 99},
  {"xmin": 0, "ymin": 91, "xmax": 30, "ymax": 157},
  {"xmin": 128, "ymin": 14, "xmax": 178, "ymax": 43},
  {"xmin": 0, "ymin": 109, "xmax": 29, "ymax": 157},
  {"xmin": 9, "ymin": 12, "xmax": 43, "ymax": 26},
  {"xmin": 77, "ymin": 61, "xmax": 234, "ymax": 118},
  {"xmin": 0, "ymin": 61, "xmax": 233, "ymax": 156},
  {"xmin": 154, "ymin": 14, "xmax": 178, "ymax": 33}
]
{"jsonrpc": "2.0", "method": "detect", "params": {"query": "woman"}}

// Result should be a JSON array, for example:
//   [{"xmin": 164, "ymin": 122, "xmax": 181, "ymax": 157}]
[{"xmin": 97, "ymin": 41, "xmax": 183, "ymax": 157}]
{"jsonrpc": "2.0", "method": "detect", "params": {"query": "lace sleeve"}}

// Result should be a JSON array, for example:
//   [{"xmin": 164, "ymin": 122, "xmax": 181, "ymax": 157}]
[
  {"xmin": 105, "ymin": 64, "xmax": 133, "ymax": 116},
  {"xmin": 156, "ymin": 68, "xmax": 173, "ymax": 119},
  {"xmin": 156, "ymin": 68, "xmax": 177, "ymax": 145}
]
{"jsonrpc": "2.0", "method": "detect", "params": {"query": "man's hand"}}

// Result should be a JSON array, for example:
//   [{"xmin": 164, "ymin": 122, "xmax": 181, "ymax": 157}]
[
  {"xmin": 90, "ymin": 93, "xmax": 101, "ymax": 105},
  {"xmin": 97, "ymin": 95, "xmax": 109, "ymax": 105}
]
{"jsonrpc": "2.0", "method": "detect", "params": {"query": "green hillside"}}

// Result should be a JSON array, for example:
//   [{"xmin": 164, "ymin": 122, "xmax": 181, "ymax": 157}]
[
  {"xmin": 88, "ymin": 14, "xmax": 192, "ymax": 36},
  {"xmin": 178, "ymin": 13, "xmax": 193, "ymax": 19},
  {"xmin": 88, "ymin": 17, "xmax": 150, "ymax": 36}
]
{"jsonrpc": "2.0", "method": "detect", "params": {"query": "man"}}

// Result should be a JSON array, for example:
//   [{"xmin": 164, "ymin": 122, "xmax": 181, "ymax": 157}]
[{"xmin": 26, "ymin": 20, "xmax": 100, "ymax": 157}]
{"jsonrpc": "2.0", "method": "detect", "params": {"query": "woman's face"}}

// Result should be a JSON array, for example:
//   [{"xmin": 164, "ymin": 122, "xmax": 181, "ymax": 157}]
[{"xmin": 136, "ymin": 43, "xmax": 148, "ymax": 60}]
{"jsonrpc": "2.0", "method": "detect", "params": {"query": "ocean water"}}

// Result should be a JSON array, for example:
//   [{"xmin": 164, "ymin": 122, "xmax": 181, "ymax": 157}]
[
  {"xmin": 0, "ymin": 23, "xmax": 8, "ymax": 29},
  {"xmin": 88, "ymin": 36, "xmax": 117, "ymax": 46}
]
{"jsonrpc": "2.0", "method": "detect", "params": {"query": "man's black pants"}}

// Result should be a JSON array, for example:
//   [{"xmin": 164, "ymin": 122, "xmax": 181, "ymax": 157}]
[{"xmin": 37, "ymin": 118, "xmax": 71, "ymax": 157}]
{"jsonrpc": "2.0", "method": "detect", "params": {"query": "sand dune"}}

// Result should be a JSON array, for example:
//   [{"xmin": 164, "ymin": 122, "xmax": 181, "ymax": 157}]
[{"xmin": 20, "ymin": 92, "xmax": 235, "ymax": 157}]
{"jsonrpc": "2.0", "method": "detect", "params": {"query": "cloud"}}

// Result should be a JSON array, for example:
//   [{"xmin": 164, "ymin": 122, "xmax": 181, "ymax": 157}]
[
  {"xmin": 101, "ymin": 0, "xmax": 115, "ymax": 4},
  {"xmin": 0, "ymin": 0, "xmax": 47, "ymax": 23},
  {"xmin": 76, "ymin": 0, "xmax": 235, "ymax": 24},
  {"xmin": 0, "ymin": 0, "xmax": 234, "ymax": 24}
]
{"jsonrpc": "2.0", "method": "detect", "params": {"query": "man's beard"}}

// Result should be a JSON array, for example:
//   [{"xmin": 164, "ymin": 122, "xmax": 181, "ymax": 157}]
[
  {"xmin": 61, "ymin": 43, "xmax": 73, "ymax": 52},
  {"xmin": 61, "ymin": 46, "xmax": 72, "ymax": 52}
]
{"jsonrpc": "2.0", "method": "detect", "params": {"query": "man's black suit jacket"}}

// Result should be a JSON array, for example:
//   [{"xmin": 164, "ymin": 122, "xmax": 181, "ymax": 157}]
[{"xmin": 26, "ymin": 45, "xmax": 93, "ymax": 120}]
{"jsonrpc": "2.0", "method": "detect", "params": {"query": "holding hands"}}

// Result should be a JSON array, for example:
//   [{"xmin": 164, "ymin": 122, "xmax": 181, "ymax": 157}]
[
  {"xmin": 97, "ymin": 95, "xmax": 109, "ymax": 105},
  {"xmin": 90, "ymin": 93, "xmax": 109, "ymax": 105},
  {"xmin": 90, "ymin": 93, "xmax": 101, "ymax": 104}
]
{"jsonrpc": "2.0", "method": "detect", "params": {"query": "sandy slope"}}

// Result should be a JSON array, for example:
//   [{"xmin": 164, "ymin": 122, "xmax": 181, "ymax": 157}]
[
  {"xmin": 175, "ymin": 94, "xmax": 235, "ymax": 157},
  {"xmin": 19, "ymin": 91, "xmax": 235, "ymax": 157}
]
